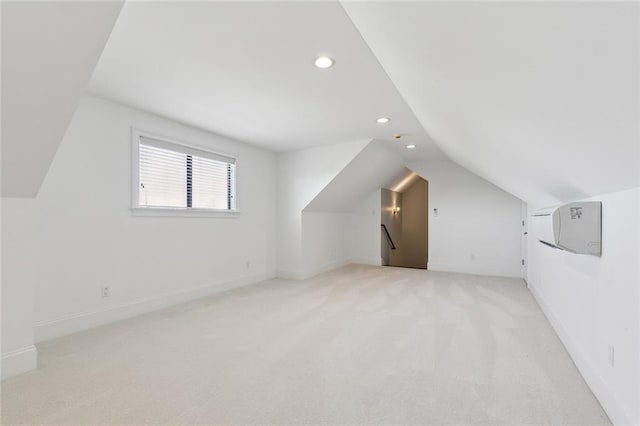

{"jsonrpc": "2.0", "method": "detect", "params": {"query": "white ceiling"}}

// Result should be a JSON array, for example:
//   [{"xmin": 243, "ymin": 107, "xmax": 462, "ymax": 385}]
[
  {"xmin": 7, "ymin": 1, "xmax": 637, "ymax": 206},
  {"xmin": 386, "ymin": 169, "xmax": 420, "ymax": 194},
  {"xmin": 304, "ymin": 140, "xmax": 405, "ymax": 212},
  {"xmin": 342, "ymin": 1, "xmax": 640, "ymax": 207},
  {"xmin": 88, "ymin": 1, "xmax": 442, "ymax": 161},
  {"xmin": 1, "ymin": 1, "xmax": 123, "ymax": 197}
]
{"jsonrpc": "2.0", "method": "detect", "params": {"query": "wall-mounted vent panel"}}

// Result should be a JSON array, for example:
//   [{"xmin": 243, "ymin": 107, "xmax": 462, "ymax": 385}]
[{"xmin": 532, "ymin": 201, "xmax": 602, "ymax": 256}]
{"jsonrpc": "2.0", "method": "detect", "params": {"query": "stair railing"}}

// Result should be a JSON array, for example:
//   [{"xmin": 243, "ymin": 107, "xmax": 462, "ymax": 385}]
[{"xmin": 381, "ymin": 224, "xmax": 396, "ymax": 250}]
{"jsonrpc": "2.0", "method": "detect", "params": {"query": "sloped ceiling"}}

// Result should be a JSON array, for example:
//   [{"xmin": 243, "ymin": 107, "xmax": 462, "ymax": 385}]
[
  {"xmin": 385, "ymin": 169, "xmax": 420, "ymax": 194},
  {"xmin": 280, "ymin": 138, "xmax": 371, "ymax": 213},
  {"xmin": 88, "ymin": 1, "xmax": 442, "ymax": 161},
  {"xmin": 6, "ymin": 1, "xmax": 636, "ymax": 207},
  {"xmin": 1, "ymin": 1, "xmax": 123, "ymax": 198},
  {"xmin": 342, "ymin": 1, "xmax": 639, "ymax": 207},
  {"xmin": 304, "ymin": 139, "xmax": 405, "ymax": 212}
]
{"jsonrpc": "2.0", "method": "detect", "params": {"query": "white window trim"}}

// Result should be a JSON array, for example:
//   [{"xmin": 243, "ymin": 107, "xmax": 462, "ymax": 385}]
[
  {"xmin": 131, "ymin": 207, "xmax": 240, "ymax": 218},
  {"xmin": 131, "ymin": 128, "xmax": 240, "ymax": 217}
]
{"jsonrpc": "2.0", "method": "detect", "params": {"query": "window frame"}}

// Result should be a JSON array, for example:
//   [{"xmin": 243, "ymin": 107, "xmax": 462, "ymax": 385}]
[{"xmin": 131, "ymin": 128, "xmax": 240, "ymax": 218}]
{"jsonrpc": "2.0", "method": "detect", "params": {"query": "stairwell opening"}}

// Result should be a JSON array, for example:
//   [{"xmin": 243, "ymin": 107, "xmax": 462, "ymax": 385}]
[{"xmin": 381, "ymin": 177, "xmax": 428, "ymax": 269}]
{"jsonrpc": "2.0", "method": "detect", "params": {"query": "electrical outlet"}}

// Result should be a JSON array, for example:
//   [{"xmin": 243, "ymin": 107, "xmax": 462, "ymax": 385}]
[
  {"xmin": 433, "ymin": 208, "xmax": 439, "ymax": 217},
  {"xmin": 101, "ymin": 286, "xmax": 110, "ymax": 298},
  {"xmin": 608, "ymin": 345, "xmax": 615, "ymax": 367}
]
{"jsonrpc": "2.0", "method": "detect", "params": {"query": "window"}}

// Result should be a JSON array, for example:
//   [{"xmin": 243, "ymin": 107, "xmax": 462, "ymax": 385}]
[{"xmin": 133, "ymin": 132, "xmax": 237, "ymax": 215}]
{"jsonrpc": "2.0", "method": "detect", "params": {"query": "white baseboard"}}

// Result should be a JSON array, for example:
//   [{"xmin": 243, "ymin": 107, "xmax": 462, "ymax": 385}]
[
  {"xmin": 277, "ymin": 258, "xmax": 370, "ymax": 281},
  {"xmin": 303, "ymin": 259, "xmax": 351, "ymax": 279},
  {"xmin": 350, "ymin": 257, "xmax": 382, "ymax": 266},
  {"xmin": 277, "ymin": 259, "xmax": 349, "ymax": 281},
  {"xmin": 1, "ymin": 345, "xmax": 37, "ymax": 380},
  {"xmin": 34, "ymin": 271, "xmax": 275, "ymax": 343},
  {"xmin": 276, "ymin": 268, "xmax": 307, "ymax": 280},
  {"xmin": 529, "ymin": 285, "xmax": 634, "ymax": 426},
  {"xmin": 282, "ymin": 259, "xmax": 523, "ymax": 281},
  {"xmin": 428, "ymin": 262, "xmax": 521, "ymax": 278}
]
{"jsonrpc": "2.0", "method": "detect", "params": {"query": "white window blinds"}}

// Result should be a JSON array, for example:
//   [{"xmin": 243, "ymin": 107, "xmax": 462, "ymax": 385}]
[{"xmin": 138, "ymin": 136, "xmax": 236, "ymax": 210}]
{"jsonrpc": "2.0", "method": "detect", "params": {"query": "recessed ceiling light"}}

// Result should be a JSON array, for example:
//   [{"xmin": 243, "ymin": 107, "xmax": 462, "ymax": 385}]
[
  {"xmin": 314, "ymin": 56, "xmax": 334, "ymax": 69},
  {"xmin": 406, "ymin": 144, "xmax": 416, "ymax": 149},
  {"xmin": 376, "ymin": 117, "xmax": 390, "ymax": 124}
]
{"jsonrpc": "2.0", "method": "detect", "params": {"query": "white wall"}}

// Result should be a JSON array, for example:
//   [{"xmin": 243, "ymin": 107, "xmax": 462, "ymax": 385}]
[
  {"xmin": 407, "ymin": 159, "xmax": 522, "ymax": 278},
  {"xmin": 528, "ymin": 188, "xmax": 640, "ymax": 425},
  {"xmin": 301, "ymin": 212, "xmax": 352, "ymax": 277},
  {"xmin": 276, "ymin": 140, "xmax": 369, "ymax": 278},
  {"xmin": 343, "ymin": 2, "xmax": 640, "ymax": 208},
  {"xmin": 304, "ymin": 140, "xmax": 404, "ymax": 213},
  {"xmin": 1, "ymin": 198, "xmax": 38, "ymax": 379},
  {"xmin": 1, "ymin": 1, "xmax": 123, "ymax": 197},
  {"xmin": 298, "ymin": 140, "xmax": 404, "ymax": 276},
  {"xmin": 15, "ymin": 95, "xmax": 278, "ymax": 342},
  {"xmin": 350, "ymin": 190, "xmax": 382, "ymax": 266}
]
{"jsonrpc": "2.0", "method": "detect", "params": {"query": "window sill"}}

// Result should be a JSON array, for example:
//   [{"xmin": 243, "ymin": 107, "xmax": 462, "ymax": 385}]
[{"xmin": 131, "ymin": 207, "xmax": 240, "ymax": 218}]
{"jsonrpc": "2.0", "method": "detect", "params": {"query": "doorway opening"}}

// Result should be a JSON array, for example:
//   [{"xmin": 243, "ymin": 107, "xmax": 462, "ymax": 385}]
[{"xmin": 381, "ymin": 176, "xmax": 428, "ymax": 269}]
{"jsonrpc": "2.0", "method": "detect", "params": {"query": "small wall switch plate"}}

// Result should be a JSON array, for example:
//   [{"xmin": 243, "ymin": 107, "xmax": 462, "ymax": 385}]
[
  {"xmin": 101, "ymin": 286, "xmax": 110, "ymax": 298},
  {"xmin": 433, "ymin": 208, "xmax": 438, "ymax": 217}
]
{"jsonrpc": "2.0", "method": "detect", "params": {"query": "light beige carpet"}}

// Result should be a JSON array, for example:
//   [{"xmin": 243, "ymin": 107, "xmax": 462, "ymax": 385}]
[{"xmin": 1, "ymin": 265, "xmax": 610, "ymax": 425}]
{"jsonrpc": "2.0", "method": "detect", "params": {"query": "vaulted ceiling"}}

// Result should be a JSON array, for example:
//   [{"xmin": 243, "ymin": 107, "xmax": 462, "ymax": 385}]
[
  {"xmin": 88, "ymin": 1, "xmax": 442, "ymax": 161},
  {"xmin": 304, "ymin": 139, "xmax": 405, "ymax": 213},
  {"xmin": 3, "ymin": 1, "xmax": 638, "ymax": 207},
  {"xmin": 1, "ymin": 1, "xmax": 123, "ymax": 197},
  {"xmin": 342, "ymin": 1, "xmax": 639, "ymax": 206}
]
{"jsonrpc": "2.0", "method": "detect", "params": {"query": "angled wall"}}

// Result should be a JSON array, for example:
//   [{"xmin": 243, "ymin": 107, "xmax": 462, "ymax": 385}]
[
  {"xmin": 350, "ymin": 189, "xmax": 382, "ymax": 266},
  {"xmin": 301, "ymin": 145, "xmax": 522, "ymax": 279},
  {"xmin": 301, "ymin": 140, "xmax": 404, "ymax": 276},
  {"xmin": 527, "ymin": 189, "xmax": 640, "ymax": 425},
  {"xmin": 302, "ymin": 140, "xmax": 522, "ymax": 279},
  {"xmin": 1, "ymin": 1, "xmax": 123, "ymax": 198},
  {"xmin": 0, "ymin": 95, "xmax": 279, "ymax": 378},
  {"xmin": 408, "ymin": 160, "xmax": 522, "ymax": 278},
  {"xmin": 1, "ymin": 198, "xmax": 38, "ymax": 379},
  {"xmin": 342, "ymin": 1, "xmax": 640, "ymax": 207},
  {"xmin": 343, "ymin": 3, "xmax": 640, "ymax": 422},
  {"xmin": 276, "ymin": 140, "xmax": 370, "ymax": 278},
  {"xmin": 304, "ymin": 140, "xmax": 404, "ymax": 213},
  {"xmin": 1, "ymin": 1, "xmax": 122, "ymax": 379}
]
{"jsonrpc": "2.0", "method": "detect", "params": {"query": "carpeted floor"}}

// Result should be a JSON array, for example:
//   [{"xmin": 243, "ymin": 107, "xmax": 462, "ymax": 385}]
[{"xmin": 1, "ymin": 265, "xmax": 610, "ymax": 425}]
